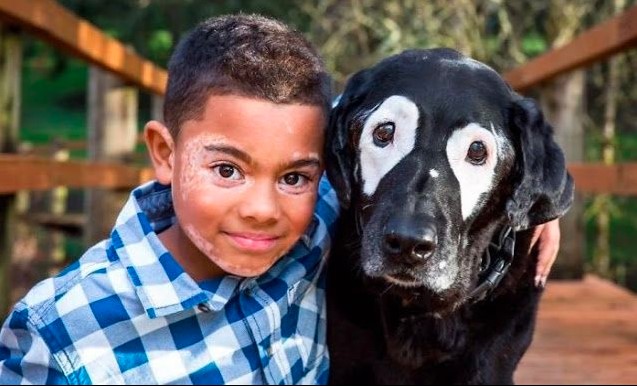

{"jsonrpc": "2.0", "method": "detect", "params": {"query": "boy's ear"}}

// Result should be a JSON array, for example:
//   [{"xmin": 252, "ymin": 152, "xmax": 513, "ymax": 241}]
[{"xmin": 144, "ymin": 120, "xmax": 175, "ymax": 185}]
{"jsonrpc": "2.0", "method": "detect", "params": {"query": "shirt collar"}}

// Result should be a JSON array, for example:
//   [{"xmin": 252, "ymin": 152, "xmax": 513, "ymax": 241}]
[{"xmin": 111, "ymin": 181, "xmax": 213, "ymax": 318}]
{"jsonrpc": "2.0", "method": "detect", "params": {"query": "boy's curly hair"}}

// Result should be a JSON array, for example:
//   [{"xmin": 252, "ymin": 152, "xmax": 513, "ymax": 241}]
[{"xmin": 164, "ymin": 14, "xmax": 332, "ymax": 138}]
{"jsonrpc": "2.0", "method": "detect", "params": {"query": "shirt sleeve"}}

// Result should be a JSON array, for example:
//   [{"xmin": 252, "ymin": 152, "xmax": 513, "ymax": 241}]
[{"xmin": 0, "ymin": 306, "xmax": 69, "ymax": 385}]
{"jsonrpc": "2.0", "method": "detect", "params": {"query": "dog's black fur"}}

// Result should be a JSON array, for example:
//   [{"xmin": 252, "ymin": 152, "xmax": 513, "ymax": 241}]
[{"xmin": 325, "ymin": 48, "xmax": 574, "ymax": 385}]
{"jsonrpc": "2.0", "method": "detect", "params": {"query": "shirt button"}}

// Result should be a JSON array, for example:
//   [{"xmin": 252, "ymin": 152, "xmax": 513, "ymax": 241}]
[
  {"xmin": 266, "ymin": 346, "xmax": 274, "ymax": 357},
  {"xmin": 197, "ymin": 303, "xmax": 211, "ymax": 313}
]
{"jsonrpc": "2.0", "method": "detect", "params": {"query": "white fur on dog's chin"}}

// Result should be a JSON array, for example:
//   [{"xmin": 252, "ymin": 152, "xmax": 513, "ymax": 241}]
[
  {"xmin": 446, "ymin": 123, "xmax": 499, "ymax": 220},
  {"xmin": 384, "ymin": 275, "xmax": 423, "ymax": 288},
  {"xmin": 382, "ymin": 259, "xmax": 459, "ymax": 293},
  {"xmin": 423, "ymin": 258, "xmax": 459, "ymax": 293},
  {"xmin": 359, "ymin": 95, "xmax": 419, "ymax": 196}
]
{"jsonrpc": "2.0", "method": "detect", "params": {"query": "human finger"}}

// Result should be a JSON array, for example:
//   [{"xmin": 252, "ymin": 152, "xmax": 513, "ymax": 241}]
[{"xmin": 534, "ymin": 219, "xmax": 561, "ymax": 288}]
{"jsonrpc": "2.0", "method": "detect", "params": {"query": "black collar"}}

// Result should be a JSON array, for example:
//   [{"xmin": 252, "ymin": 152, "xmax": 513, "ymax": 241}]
[{"xmin": 468, "ymin": 226, "xmax": 516, "ymax": 304}]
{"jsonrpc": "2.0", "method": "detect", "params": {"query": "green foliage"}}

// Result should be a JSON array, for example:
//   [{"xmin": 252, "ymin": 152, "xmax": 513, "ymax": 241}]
[
  {"xmin": 521, "ymin": 31, "xmax": 548, "ymax": 57},
  {"xmin": 21, "ymin": 53, "xmax": 87, "ymax": 145},
  {"xmin": 148, "ymin": 30, "xmax": 173, "ymax": 66},
  {"xmin": 617, "ymin": 133, "xmax": 637, "ymax": 161},
  {"xmin": 585, "ymin": 196, "xmax": 637, "ymax": 291}
]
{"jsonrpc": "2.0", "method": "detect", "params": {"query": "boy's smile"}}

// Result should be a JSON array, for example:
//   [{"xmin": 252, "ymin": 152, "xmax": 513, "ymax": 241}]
[{"xmin": 146, "ymin": 95, "xmax": 326, "ymax": 280}]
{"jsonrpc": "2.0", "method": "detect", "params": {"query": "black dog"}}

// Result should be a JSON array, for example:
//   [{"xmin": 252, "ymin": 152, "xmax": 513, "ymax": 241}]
[{"xmin": 325, "ymin": 48, "xmax": 574, "ymax": 385}]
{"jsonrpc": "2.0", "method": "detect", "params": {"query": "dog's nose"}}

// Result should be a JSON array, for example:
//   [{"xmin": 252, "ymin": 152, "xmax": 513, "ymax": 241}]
[{"xmin": 383, "ymin": 216, "xmax": 437, "ymax": 262}]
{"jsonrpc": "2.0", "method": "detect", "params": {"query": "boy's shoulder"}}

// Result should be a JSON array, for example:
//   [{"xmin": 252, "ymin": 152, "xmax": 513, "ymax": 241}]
[{"xmin": 14, "ymin": 239, "xmax": 142, "ymax": 332}]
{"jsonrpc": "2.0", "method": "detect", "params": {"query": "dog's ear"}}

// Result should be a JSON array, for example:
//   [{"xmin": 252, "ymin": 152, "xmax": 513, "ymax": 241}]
[
  {"xmin": 506, "ymin": 97, "xmax": 575, "ymax": 230},
  {"xmin": 326, "ymin": 69, "xmax": 371, "ymax": 209}
]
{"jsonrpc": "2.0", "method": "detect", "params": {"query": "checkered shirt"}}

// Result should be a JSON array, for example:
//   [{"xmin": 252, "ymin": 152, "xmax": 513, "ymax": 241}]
[{"xmin": 0, "ymin": 175, "xmax": 339, "ymax": 385}]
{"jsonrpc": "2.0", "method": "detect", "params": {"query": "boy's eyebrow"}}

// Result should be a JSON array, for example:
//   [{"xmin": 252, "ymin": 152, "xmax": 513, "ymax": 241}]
[
  {"xmin": 284, "ymin": 158, "xmax": 322, "ymax": 170},
  {"xmin": 204, "ymin": 144, "xmax": 321, "ymax": 170},
  {"xmin": 204, "ymin": 144, "xmax": 253, "ymax": 164}
]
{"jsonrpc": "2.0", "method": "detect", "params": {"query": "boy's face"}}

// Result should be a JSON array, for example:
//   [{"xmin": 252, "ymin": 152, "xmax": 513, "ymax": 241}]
[{"xmin": 146, "ymin": 95, "xmax": 325, "ymax": 279}]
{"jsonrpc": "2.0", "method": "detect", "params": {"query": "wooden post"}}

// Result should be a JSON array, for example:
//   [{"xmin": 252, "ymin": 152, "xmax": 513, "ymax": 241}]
[
  {"xmin": 0, "ymin": 24, "xmax": 22, "ymax": 316},
  {"xmin": 84, "ymin": 66, "xmax": 138, "ymax": 246},
  {"xmin": 539, "ymin": 70, "xmax": 586, "ymax": 279},
  {"xmin": 47, "ymin": 142, "xmax": 69, "ymax": 275}
]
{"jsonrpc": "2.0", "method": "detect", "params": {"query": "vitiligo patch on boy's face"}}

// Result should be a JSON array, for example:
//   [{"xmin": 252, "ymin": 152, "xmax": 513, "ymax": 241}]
[
  {"xmin": 178, "ymin": 133, "xmax": 230, "ymax": 202},
  {"xmin": 183, "ymin": 223, "xmax": 277, "ymax": 277}
]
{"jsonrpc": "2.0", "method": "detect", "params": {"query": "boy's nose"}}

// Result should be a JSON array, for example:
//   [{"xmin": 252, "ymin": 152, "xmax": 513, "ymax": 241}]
[{"xmin": 238, "ymin": 183, "xmax": 281, "ymax": 223}]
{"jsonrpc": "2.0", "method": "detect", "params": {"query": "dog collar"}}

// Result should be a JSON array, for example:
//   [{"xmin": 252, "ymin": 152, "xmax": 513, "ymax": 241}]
[{"xmin": 468, "ymin": 226, "xmax": 516, "ymax": 304}]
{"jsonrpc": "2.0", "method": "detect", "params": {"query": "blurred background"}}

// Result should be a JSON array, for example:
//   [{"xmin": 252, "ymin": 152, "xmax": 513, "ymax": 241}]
[{"xmin": 0, "ymin": 0, "xmax": 636, "ymax": 383}]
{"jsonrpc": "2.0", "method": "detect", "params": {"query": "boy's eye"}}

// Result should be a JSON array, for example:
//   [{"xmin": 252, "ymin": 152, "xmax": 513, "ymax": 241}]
[
  {"xmin": 213, "ymin": 164, "xmax": 242, "ymax": 180},
  {"xmin": 282, "ymin": 173, "xmax": 307, "ymax": 186}
]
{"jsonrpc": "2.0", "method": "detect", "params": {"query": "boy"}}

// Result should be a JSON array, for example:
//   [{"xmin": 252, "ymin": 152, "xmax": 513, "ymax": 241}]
[
  {"xmin": 0, "ymin": 14, "xmax": 337, "ymax": 384},
  {"xmin": 0, "ymin": 12, "xmax": 561, "ymax": 386}
]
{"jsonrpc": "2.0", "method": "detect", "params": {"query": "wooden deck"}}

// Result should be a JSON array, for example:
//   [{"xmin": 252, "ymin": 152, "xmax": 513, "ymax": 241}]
[{"xmin": 515, "ymin": 275, "xmax": 637, "ymax": 385}]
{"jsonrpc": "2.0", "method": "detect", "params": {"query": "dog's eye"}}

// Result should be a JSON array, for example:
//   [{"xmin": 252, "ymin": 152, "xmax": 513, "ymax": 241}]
[
  {"xmin": 467, "ymin": 141, "xmax": 487, "ymax": 165},
  {"xmin": 373, "ymin": 122, "xmax": 395, "ymax": 147}
]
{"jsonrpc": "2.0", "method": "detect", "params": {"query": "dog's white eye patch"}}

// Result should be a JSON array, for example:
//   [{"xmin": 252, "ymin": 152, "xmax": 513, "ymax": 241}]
[
  {"xmin": 359, "ymin": 95, "xmax": 419, "ymax": 196},
  {"xmin": 446, "ymin": 123, "xmax": 499, "ymax": 220}
]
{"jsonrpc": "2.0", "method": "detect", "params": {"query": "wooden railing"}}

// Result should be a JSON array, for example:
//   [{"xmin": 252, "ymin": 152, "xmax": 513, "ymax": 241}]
[
  {"xmin": 568, "ymin": 163, "xmax": 637, "ymax": 196},
  {"xmin": 498, "ymin": 5, "xmax": 637, "ymax": 199},
  {"xmin": 0, "ymin": 0, "xmax": 166, "ymax": 95},
  {"xmin": 0, "ymin": 154, "xmax": 153, "ymax": 193},
  {"xmin": 0, "ymin": 0, "xmax": 164, "ymax": 196},
  {"xmin": 503, "ymin": 5, "xmax": 637, "ymax": 92}
]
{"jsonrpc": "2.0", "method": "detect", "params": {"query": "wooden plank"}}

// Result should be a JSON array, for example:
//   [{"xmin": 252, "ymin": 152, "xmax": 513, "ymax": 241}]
[
  {"xmin": 505, "ymin": 5, "xmax": 637, "ymax": 91},
  {"xmin": 515, "ymin": 275, "xmax": 637, "ymax": 385},
  {"xmin": 569, "ymin": 163, "xmax": 637, "ymax": 196},
  {"xmin": 29, "ymin": 134, "xmax": 146, "ymax": 153},
  {"xmin": 0, "ymin": 154, "xmax": 154, "ymax": 192},
  {"xmin": 0, "ymin": 0, "xmax": 166, "ymax": 95}
]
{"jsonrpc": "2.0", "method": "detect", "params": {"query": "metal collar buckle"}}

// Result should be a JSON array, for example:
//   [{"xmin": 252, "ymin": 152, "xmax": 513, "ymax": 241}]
[{"xmin": 469, "ymin": 226, "xmax": 516, "ymax": 304}]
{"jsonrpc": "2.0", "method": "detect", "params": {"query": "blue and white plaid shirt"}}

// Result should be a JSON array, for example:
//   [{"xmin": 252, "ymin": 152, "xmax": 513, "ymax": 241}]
[{"xmin": 0, "ymin": 176, "xmax": 339, "ymax": 385}]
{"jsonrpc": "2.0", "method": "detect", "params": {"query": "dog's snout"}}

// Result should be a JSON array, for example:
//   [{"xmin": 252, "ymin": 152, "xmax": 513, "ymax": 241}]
[{"xmin": 383, "ymin": 216, "xmax": 437, "ymax": 262}]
